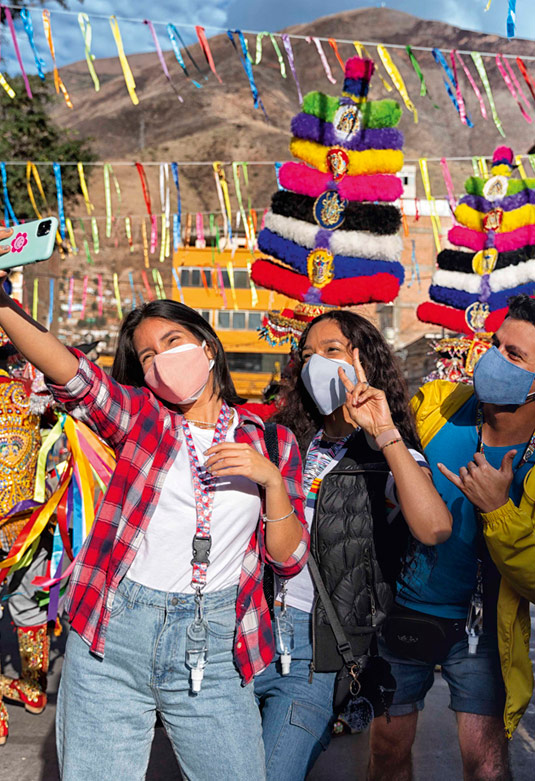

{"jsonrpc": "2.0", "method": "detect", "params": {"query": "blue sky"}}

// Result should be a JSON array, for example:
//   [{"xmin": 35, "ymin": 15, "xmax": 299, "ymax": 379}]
[{"xmin": 2, "ymin": 1, "xmax": 534, "ymax": 74}]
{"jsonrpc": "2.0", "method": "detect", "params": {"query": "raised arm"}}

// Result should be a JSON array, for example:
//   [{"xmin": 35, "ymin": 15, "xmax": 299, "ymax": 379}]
[{"xmin": 0, "ymin": 259, "xmax": 79, "ymax": 385}]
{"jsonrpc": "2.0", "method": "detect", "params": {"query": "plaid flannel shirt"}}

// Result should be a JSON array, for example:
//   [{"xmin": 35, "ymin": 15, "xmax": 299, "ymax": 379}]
[{"xmin": 49, "ymin": 351, "xmax": 308, "ymax": 684}]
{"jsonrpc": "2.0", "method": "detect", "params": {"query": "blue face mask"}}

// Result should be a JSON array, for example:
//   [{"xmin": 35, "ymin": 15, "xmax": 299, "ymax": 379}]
[
  {"xmin": 473, "ymin": 346, "xmax": 535, "ymax": 406},
  {"xmin": 301, "ymin": 353, "xmax": 357, "ymax": 416}
]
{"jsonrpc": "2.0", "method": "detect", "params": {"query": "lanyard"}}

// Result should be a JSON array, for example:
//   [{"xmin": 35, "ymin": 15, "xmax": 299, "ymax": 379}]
[
  {"xmin": 181, "ymin": 402, "xmax": 232, "ymax": 591},
  {"xmin": 303, "ymin": 429, "xmax": 352, "ymax": 495},
  {"xmin": 475, "ymin": 404, "xmax": 535, "ymax": 468}
]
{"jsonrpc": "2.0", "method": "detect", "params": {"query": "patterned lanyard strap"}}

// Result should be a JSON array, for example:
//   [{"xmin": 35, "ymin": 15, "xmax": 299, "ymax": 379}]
[
  {"xmin": 475, "ymin": 404, "xmax": 535, "ymax": 468},
  {"xmin": 182, "ymin": 401, "xmax": 232, "ymax": 591},
  {"xmin": 303, "ymin": 429, "xmax": 352, "ymax": 495}
]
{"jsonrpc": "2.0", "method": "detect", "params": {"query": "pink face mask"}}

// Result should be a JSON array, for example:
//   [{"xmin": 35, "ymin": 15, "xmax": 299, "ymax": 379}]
[{"xmin": 144, "ymin": 341, "xmax": 213, "ymax": 405}]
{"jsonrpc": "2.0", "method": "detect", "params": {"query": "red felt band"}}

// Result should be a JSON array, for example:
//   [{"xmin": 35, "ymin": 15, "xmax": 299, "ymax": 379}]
[
  {"xmin": 345, "ymin": 56, "xmax": 375, "ymax": 81},
  {"xmin": 251, "ymin": 258, "xmax": 400, "ymax": 306},
  {"xmin": 417, "ymin": 301, "xmax": 509, "ymax": 336},
  {"xmin": 278, "ymin": 162, "xmax": 403, "ymax": 202}
]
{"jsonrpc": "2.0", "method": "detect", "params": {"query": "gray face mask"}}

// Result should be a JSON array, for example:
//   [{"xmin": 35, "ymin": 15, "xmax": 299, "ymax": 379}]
[{"xmin": 301, "ymin": 353, "xmax": 357, "ymax": 416}]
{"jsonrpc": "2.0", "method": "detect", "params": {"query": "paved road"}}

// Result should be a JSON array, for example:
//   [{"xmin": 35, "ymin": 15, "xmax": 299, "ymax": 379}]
[{"xmin": 1, "ymin": 609, "xmax": 533, "ymax": 780}]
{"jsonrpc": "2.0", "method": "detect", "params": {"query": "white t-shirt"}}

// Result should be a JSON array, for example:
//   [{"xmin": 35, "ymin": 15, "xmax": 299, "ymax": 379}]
[
  {"xmin": 127, "ymin": 416, "xmax": 261, "ymax": 593},
  {"xmin": 279, "ymin": 438, "xmax": 427, "ymax": 614}
]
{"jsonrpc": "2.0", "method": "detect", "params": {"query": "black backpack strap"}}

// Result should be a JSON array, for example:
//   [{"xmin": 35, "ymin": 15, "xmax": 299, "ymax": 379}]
[{"xmin": 263, "ymin": 422, "xmax": 279, "ymax": 618}]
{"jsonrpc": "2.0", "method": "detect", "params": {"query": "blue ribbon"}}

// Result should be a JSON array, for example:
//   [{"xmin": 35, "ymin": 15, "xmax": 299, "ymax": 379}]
[
  {"xmin": 172, "ymin": 267, "xmax": 185, "ymax": 303},
  {"xmin": 432, "ymin": 48, "xmax": 473, "ymax": 128},
  {"xmin": 21, "ymin": 9, "xmax": 46, "ymax": 80},
  {"xmin": 274, "ymin": 162, "xmax": 283, "ymax": 191},
  {"xmin": 407, "ymin": 239, "xmax": 421, "ymax": 288},
  {"xmin": 171, "ymin": 162, "xmax": 181, "ymax": 251},
  {"xmin": 48, "ymin": 277, "xmax": 54, "ymax": 326},
  {"xmin": 226, "ymin": 30, "xmax": 267, "ymax": 118},
  {"xmin": 507, "ymin": 0, "xmax": 517, "ymax": 38},
  {"xmin": 128, "ymin": 271, "xmax": 136, "ymax": 309},
  {"xmin": 166, "ymin": 24, "xmax": 203, "ymax": 87},
  {"xmin": 53, "ymin": 162, "xmax": 66, "ymax": 239},
  {"xmin": 0, "ymin": 163, "xmax": 18, "ymax": 226},
  {"xmin": 71, "ymin": 478, "xmax": 83, "ymax": 558}
]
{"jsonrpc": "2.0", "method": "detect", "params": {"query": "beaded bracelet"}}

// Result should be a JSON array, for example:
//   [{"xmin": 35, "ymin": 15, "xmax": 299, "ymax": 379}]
[
  {"xmin": 263, "ymin": 507, "xmax": 295, "ymax": 523},
  {"xmin": 381, "ymin": 438, "xmax": 403, "ymax": 450}
]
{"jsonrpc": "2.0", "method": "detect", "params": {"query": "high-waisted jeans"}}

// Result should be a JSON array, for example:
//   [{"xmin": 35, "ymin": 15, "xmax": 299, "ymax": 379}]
[{"xmin": 56, "ymin": 579, "xmax": 265, "ymax": 781}]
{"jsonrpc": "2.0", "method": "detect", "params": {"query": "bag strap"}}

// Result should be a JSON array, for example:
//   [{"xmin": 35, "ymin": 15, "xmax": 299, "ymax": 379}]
[
  {"xmin": 307, "ymin": 554, "xmax": 357, "ymax": 670},
  {"xmin": 263, "ymin": 422, "xmax": 280, "ymax": 468}
]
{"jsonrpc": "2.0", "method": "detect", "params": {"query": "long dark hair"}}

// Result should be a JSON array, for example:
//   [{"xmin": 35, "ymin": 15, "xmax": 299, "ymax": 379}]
[
  {"xmin": 272, "ymin": 310, "xmax": 422, "ymax": 454},
  {"xmin": 111, "ymin": 300, "xmax": 244, "ymax": 406}
]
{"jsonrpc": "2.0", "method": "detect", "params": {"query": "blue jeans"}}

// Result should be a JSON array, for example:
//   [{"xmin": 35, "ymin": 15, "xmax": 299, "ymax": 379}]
[
  {"xmin": 254, "ymin": 606, "xmax": 336, "ymax": 781},
  {"xmin": 378, "ymin": 632, "xmax": 506, "ymax": 717},
  {"xmin": 57, "ymin": 579, "xmax": 265, "ymax": 781}
]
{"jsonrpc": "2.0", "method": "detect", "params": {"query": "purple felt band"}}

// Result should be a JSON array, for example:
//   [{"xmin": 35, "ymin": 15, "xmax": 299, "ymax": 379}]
[
  {"xmin": 460, "ymin": 190, "xmax": 535, "ymax": 213},
  {"xmin": 291, "ymin": 113, "xmax": 404, "ymax": 151}
]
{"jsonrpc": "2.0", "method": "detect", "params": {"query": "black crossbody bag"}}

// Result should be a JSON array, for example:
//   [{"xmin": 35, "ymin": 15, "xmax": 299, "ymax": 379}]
[{"xmin": 382, "ymin": 603, "xmax": 465, "ymax": 664}]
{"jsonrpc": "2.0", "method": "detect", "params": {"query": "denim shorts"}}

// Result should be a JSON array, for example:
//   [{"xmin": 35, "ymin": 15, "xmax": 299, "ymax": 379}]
[{"xmin": 378, "ymin": 632, "xmax": 506, "ymax": 717}]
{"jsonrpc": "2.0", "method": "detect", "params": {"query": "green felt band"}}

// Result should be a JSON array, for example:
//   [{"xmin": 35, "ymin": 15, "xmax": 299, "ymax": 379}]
[
  {"xmin": 464, "ymin": 177, "xmax": 535, "ymax": 197},
  {"xmin": 301, "ymin": 92, "xmax": 402, "ymax": 128}
]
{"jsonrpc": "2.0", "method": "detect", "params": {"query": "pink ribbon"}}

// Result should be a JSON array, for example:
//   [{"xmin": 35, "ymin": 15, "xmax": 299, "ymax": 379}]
[
  {"xmin": 67, "ymin": 276, "xmax": 74, "ymax": 318},
  {"xmin": 455, "ymin": 51, "xmax": 487, "ymax": 119},
  {"xmin": 150, "ymin": 214, "xmax": 158, "ymax": 253},
  {"xmin": 450, "ymin": 50, "xmax": 469, "ymax": 126},
  {"xmin": 281, "ymin": 34, "xmax": 303, "ymax": 104},
  {"xmin": 196, "ymin": 213, "xmax": 205, "ymax": 245},
  {"xmin": 3, "ymin": 7, "xmax": 32, "ymax": 98},
  {"xmin": 97, "ymin": 274, "xmax": 103, "ymax": 316},
  {"xmin": 80, "ymin": 275, "xmax": 88, "ymax": 319},
  {"xmin": 440, "ymin": 158, "xmax": 458, "ymax": 219},
  {"xmin": 216, "ymin": 263, "xmax": 228, "ymax": 308},
  {"xmin": 260, "ymin": 207, "xmax": 268, "ymax": 231},
  {"xmin": 144, "ymin": 20, "xmax": 183, "ymax": 102},
  {"xmin": 306, "ymin": 36, "xmax": 336, "ymax": 84},
  {"xmin": 496, "ymin": 53, "xmax": 532, "ymax": 123}
]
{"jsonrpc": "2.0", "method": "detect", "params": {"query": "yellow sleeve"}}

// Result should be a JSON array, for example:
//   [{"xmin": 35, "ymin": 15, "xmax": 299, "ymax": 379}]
[{"xmin": 410, "ymin": 380, "xmax": 473, "ymax": 450}]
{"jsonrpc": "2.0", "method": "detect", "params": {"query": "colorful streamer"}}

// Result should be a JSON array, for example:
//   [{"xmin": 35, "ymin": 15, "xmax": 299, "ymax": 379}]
[
  {"xmin": 97, "ymin": 274, "xmax": 103, "ymax": 315},
  {"xmin": 328, "ymin": 39, "xmax": 345, "ymax": 73},
  {"xmin": 78, "ymin": 13, "xmax": 100, "ymax": 92},
  {"xmin": 254, "ymin": 33, "xmax": 286, "ymax": 78},
  {"xmin": 496, "ymin": 53, "xmax": 532, "ymax": 122},
  {"xmin": 470, "ymin": 52, "xmax": 505, "ymax": 137},
  {"xmin": 405, "ymin": 45, "xmax": 428, "ymax": 97},
  {"xmin": 67, "ymin": 276, "xmax": 74, "ymax": 319},
  {"xmin": 377, "ymin": 45, "xmax": 418, "ymax": 123},
  {"xmin": 171, "ymin": 162, "xmax": 182, "ymax": 252},
  {"xmin": 166, "ymin": 24, "xmax": 203, "ymax": 88},
  {"xmin": 455, "ymin": 51, "xmax": 487, "ymax": 119},
  {"xmin": 227, "ymin": 30, "xmax": 266, "ymax": 115},
  {"xmin": 53, "ymin": 162, "xmax": 66, "ymax": 240},
  {"xmin": 42, "ymin": 10, "xmax": 72, "ymax": 108},
  {"xmin": 109, "ymin": 15, "xmax": 139, "ymax": 105},
  {"xmin": 144, "ymin": 20, "xmax": 183, "ymax": 102},
  {"xmin": 135, "ymin": 163, "xmax": 157, "ymax": 252},
  {"xmin": 507, "ymin": 0, "xmax": 517, "ymax": 38},
  {"xmin": 281, "ymin": 34, "xmax": 303, "ymax": 105},
  {"xmin": 21, "ymin": 9, "xmax": 45, "ymax": 81},
  {"xmin": 195, "ymin": 26, "xmax": 223, "ymax": 84},
  {"xmin": 516, "ymin": 58, "xmax": 535, "ymax": 104},
  {"xmin": 113, "ymin": 272, "xmax": 123, "ymax": 319},
  {"xmin": 0, "ymin": 163, "xmax": 18, "ymax": 226},
  {"xmin": 80, "ymin": 275, "xmax": 88, "ymax": 318},
  {"xmin": 4, "ymin": 7, "xmax": 32, "ymax": 99},
  {"xmin": 47, "ymin": 278, "xmax": 54, "ymax": 328},
  {"xmin": 431, "ymin": 48, "xmax": 472, "ymax": 127},
  {"xmin": 419, "ymin": 157, "xmax": 442, "ymax": 253},
  {"xmin": 306, "ymin": 37, "xmax": 336, "ymax": 84},
  {"xmin": 128, "ymin": 271, "xmax": 136, "ymax": 309},
  {"xmin": 171, "ymin": 267, "xmax": 185, "ymax": 304},
  {"xmin": 449, "ymin": 50, "xmax": 470, "ymax": 126},
  {"xmin": 32, "ymin": 278, "xmax": 38, "ymax": 321}
]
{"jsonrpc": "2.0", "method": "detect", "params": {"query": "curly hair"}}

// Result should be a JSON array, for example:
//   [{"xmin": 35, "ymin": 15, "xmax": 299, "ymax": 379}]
[{"xmin": 271, "ymin": 309, "xmax": 422, "ymax": 455}]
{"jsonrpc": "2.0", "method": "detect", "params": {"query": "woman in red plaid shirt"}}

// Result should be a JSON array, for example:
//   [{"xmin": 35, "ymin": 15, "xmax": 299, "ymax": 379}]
[{"xmin": 0, "ymin": 270, "xmax": 308, "ymax": 781}]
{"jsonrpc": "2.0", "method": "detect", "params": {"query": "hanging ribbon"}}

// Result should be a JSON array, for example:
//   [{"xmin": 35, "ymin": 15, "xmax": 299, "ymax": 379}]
[
  {"xmin": 496, "ymin": 53, "xmax": 532, "ymax": 122},
  {"xmin": 399, "ymin": 202, "xmax": 409, "ymax": 237},
  {"xmin": 26, "ymin": 163, "xmax": 47, "ymax": 218},
  {"xmin": 0, "ymin": 163, "xmax": 18, "ymax": 226},
  {"xmin": 407, "ymin": 239, "xmax": 421, "ymax": 288},
  {"xmin": 166, "ymin": 24, "xmax": 203, "ymax": 88},
  {"xmin": 78, "ymin": 219, "xmax": 93, "ymax": 264},
  {"xmin": 97, "ymin": 274, "xmax": 103, "ymax": 316},
  {"xmin": 113, "ymin": 272, "xmax": 123, "ymax": 319},
  {"xmin": 449, "ymin": 50, "xmax": 470, "ymax": 127},
  {"xmin": 53, "ymin": 162, "xmax": 66, "ymax": 240},
  {"xmin": 21, "ymin": 9, "xmax": 45, "ymax": 81},
  {"xmin": 141, "ymin": 219, "xmax": 150, "ymax": 267},
  {"xmin": 159, "ymin": 163, "xmax": 170, "ymax": 260},
  {"xmin": 405, "ymin": 45, "xmax": 428, "ymax": 97},
  {"xmin": 151, "ymin": 268, "xmax": 162, "ymax": 299},
  {"xmin": 195, "ymin": 26, "xmax": 223, "ymax": 84},
  {"xmin": 171, "ymin": 267, "xmax": 185, "ymax": 304},
  {"xmin": 32, "ymin": 278, "xmax": 38, "ymax": 321},
  {"xmin": 47, "ymin": 278, "xmax": 54, "ymax": 328},
  {"xmin": 135, "ymin": 163, "xmax": 157, "ymax": 252},
  {"xmin": 216, "ymin": 264, "xmax": 227, "ymax": 308},
  {"xmin": 306, "ymin": 37, "xmax": 336, "ymax": 84},
  {"xmin": 254, "ymin": 32, "xmax": 286, "ymax": 77},
  {"xmin": 109, "ymin": 15, "xmax": 139, "ymax": 105},
  {"xmin": 353, "ymin": 41, "xmax": 392, "ymax": 92},
  {"xmin": 80, "ymin": 275, "xmax": 88, "ymax": 319},
  {"xmin": 42, "ymin": 10, "xmax": 73, "ymax": 108},
  {"xmin": 144, "ymin": 20, "xmax": 183, "ymax": 102},
  {"xmin": 155, "ymin": 269, "xmax": 166, "ymax": 298},
  {"xmin": 128, "ymin": 272, "xmax": 136, "ymax": 310},
  {"xmin": 455, "ymin": 51, "xmax": 487, "ymax": 119},
  {"xmin": 103, "ymin": 164, "xmax": 112, "ymax": 238},
  {"xmin": 516, "ymin": 58, "xmax": 535, "ymax": 105},
  {"xmin": 78, "ymin": 13, "xmax": 100, "ymax": 92},
  {"xmin": 4, "ymin": 7, "xmax": 32, "ymax": 99},
  {"xmin": 281, "ymin": 34, "xmax": 303, "ymax": 104},
  {"xmin": 507, "ymin": 0, "xmax": 517, "ymax": 38},
  {"xmin": 67, "ymin": 276, "xmax": 74, "ymax": 319},
  {"xmin": 232, "ymin": 162, "xmax": 253, "ymax": 250},
  {"xmin": 377, "ymin": 45, "xmax": 418, "ymax": 123},
  {"xmin": 171, "ymin": 162, "xmax": 181, "ymax": 252},
  {"xmin": 195, "ymin": 213, "xmax": 205, "ymax": 248},
  {"xmin": 213, "ymin": 162, "xmax": 233, "ymax": 243},
  {"xmin": 515, "ymin": 154, "xmax": 528, "ymax": 180},
  {"xmin": 478, "ymin": 156, "xmax": 489, "ymax": 178},
  {"xmin": 227, "ymin": 30, "xmax": 267, "ymax": 116},
  {"xmin": 419, "ymin": 158, "xmax": 442, "ymax": 253},
  {"xmin": 66, "ymin": 218, "xmax": 78, "ymax": 253},
  {"xmin": 91, "ymin": 217, "xmax": 100, "ymax": 254},
  {"xmin": 226, "ymin": 261, "xmax": 238, "ymax": 310},
  {"xmin": 77, "ymin": 163, "xmax": 94, "ymax": 215},
  {"xmin": 470, "ymin": 53, "xmax": 505, "ymax": 137},
  {"xmin": 327, "ymin": 39, "xmax": 345, "ymax": 73},
  {"xmin": 431, "ymin": 48, "xmax": 472, "ymax": 127},
  {"xmin": 125, "ymin": 216, "xmax": 134, "ymax": 252}
]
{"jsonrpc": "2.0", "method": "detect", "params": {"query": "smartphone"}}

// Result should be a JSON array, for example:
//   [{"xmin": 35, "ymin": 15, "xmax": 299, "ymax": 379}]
[{"xmin": 0, "ymin": 217, "xmax": 59, "ymax": 270}]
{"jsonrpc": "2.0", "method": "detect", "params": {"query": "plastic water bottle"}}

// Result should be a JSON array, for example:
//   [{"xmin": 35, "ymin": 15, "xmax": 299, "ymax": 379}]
[
  {"xmin": 466, "ymin": 593, "xmax": 483, "ymax": 655},
  {"xmin": 275, "ymin": 610, "xmax": 295, "ymax": 675},
  {"xmin": 185, "ymin": 618, "xmax": 209, "ymax": 692}
]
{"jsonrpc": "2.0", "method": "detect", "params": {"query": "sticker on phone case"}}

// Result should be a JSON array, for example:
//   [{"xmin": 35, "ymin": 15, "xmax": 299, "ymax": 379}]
[{"xmin": 11, "ymin": 233, "xmax": 28, "ymax": 253}]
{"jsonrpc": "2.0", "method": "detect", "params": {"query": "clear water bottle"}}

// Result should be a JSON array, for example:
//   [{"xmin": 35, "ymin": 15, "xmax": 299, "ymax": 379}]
[
  {"xmin": 465, "ymin": 592, "xmax": 483, "ymax": 655},
  {"xmin": 185, "ymin": 617, "xmax": 209, "ymax": 692},
  {"xmin": 275, "ymin": 609, "xmax": 295, "ymax": 675}
]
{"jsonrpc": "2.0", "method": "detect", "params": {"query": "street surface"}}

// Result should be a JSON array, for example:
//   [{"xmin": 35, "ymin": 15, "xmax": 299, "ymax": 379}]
[{"xmin": 1, "ymin": 608, "xmax": 533, "ymax": 780}]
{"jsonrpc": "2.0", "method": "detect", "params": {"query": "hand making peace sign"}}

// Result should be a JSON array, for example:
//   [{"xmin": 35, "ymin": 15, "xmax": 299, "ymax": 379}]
[{"xmin": 338, "ymin": 348, "xmax": 396, "ymax": 439}]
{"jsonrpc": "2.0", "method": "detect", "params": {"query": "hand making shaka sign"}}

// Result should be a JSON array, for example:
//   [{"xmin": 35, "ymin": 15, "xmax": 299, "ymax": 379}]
[{"xmin": 338, "ymin": 348, "xmax": 397, "ymax": 440}]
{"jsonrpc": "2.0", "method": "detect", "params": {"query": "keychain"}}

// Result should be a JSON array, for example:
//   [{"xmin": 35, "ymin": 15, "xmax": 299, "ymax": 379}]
[
  {"xmin": 275, "ymin": 581, "xmax": 294, "ymax": 675},
  {"xmin": 185, "ymin": 589, "xmax": 209, "ymax": 692},
  {"xmin": 466, "ymin": 560, "xmax": 483, "ymax": 655}
]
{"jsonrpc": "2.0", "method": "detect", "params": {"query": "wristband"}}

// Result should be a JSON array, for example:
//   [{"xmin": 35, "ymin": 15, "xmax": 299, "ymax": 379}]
[
  {"xmin": 381, "ymin": 438, "xmax": 403, "ymax": 451},
  {"xmin": 374, "ymin": 428, "xmax": 401, "ymax": 449},
  {"xmin": 263, "ymin": 507, "xmax": 295, "ymax": 523}
]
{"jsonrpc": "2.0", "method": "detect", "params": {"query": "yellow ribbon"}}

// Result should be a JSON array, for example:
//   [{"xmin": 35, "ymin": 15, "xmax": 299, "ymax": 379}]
[
  {"xmin": 113, "ymin": 272, "xmax": 123, "ymax": 319},
  {"xmin": 141, "ymin": 219, "xmax": 149, "ymax": 268},
  {"xmin": 64, "ymin": 417, "xmax": 96, "ymax": 538},
  {"xmin": 109, "ymin": 16, "xmax": 139, "ymax": 106},
  {"xmin": 0, "ymin": 72, "xmax": 15, "ymax": 99},
  {"xmin": 419, "ymin": 158, "xmax": 442, "ymax": 252},
  {"xmin": 66, "ymin": 218, "xmax": 78, "ymax": 254},
  {"xmin": 478, "ymin": 157, "xmax": 489, "ymax": 179},
  {"xmin": 32, "ymin": 278, "xmax": 39, "ymax": 320},
  {"xmin": 226, "ymin": 261, "xmax": 239, "ymax": 310},
  {"xmin": 26, "ymin": 162, "xmax": 47, "ymax": 219},
  {"xmin": 213, "ymin": 162, "xmax": 233, "ymax": 240},
  {"xmin": 77, "ymin": 162, "xmax": 94, "ymax": 215},
  {"xmin": 160, "ymin": 214, "xmax": 166, "ymax": 263},
  {"xmin": 515, "ymin": 154, "xmax": 528, "ymax": 180},
  {"xmin": 353, "ymin": 41, "xmax": 392, "ymax": 92},
  {"xmin": 42, "ymin": 10, "xmax": 73, "ymax": 109},
  {"xmin": 78, "ymin": 13, "xmax": 100, "ymax": 92},
  {"xmin": 377, "ymin": 45, "xmax": 418, "ymax": 123},
  {"xmin": 34, "ymin": 416, "xmax": 65, "ymax": 503}
]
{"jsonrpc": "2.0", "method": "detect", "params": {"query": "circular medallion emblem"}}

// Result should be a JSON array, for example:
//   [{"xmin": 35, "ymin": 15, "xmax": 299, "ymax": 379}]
[
  {"xmin": 307, "ymin": 248, "xmax": 335, "ymax": 288},
  {"xmin": 326, "ymin": 148, "xmax": 349, "ymax": 181},
  {"xmin": 333, "ymin": 104, "xmax": 361, "ymax": 139},
  {"xmin": 483, "ymin": 208, "xmax": 504, "ymax": 233},
  {"xmin": 464, "ymin": 301, "xmax": 490, "ymax": 333},
  {"xmin": 483, "ymin": 175, "xmax": 508, "ymax": 203},
  {"xmin": 313, "ymin": 190, "xmax": 347, "ymax": 230},
  {"xmin": 472, "ymin": 248, "xmax": 498, "ymax": 276}
]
